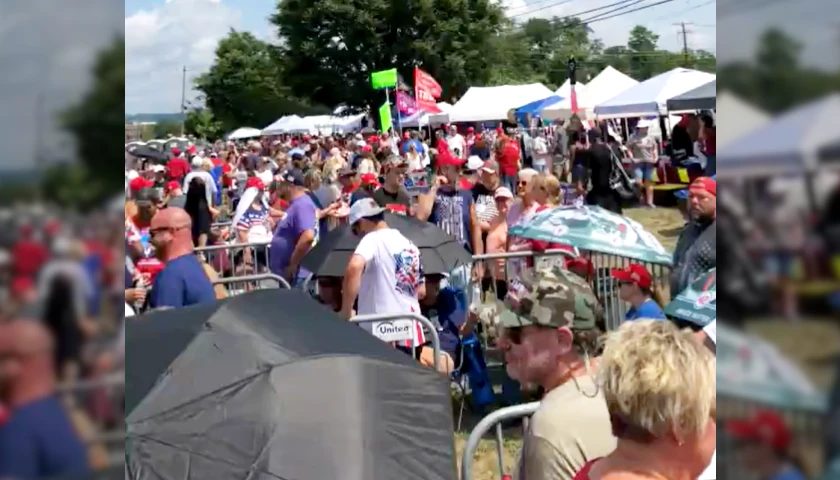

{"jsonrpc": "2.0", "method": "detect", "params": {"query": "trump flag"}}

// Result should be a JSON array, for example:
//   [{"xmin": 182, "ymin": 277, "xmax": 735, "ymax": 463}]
[{"xmin": 414, "ymin": 67, "xmax": 442, "ymax": 113}]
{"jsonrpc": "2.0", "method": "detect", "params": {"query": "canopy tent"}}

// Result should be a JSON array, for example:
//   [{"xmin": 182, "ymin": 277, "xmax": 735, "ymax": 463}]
[
  {"xmin": 448, "ymin": 83, "xmax": 554, "ymax": 123},
  {"xmin": 261, "ymin": 115, "xmax": 302, "ymax": 135},
  {"xmin": 666, "ymin": 79, "xmax": 717, "ymax": 112},
  {"xmin": 399, "ymin": 110, "xmax": 429, "ymax": 128},
  {"xmin": 282, "ymin": 116, "xmax": 319, "ymax": 134},
  {"xmin": 821, "ymin": 140, "xmax": 840, "ymax": 164},
  {"xmin": 516, "ymin": 95, "xmax": 564, "ymax": 115},
  {"xmin": 542, "ymin": 66, "xmax": 638, "ymax": 119},
  {"xmin": 594, "ymin": 68, "xmax": 716, "ymax": 118},
  {"xmin": 718, "ymin": 94, "xmax": 840, "ymax": 177},
  {"xmin": 226, "ymin": 127, "xmax": 262, "ymax": 140},
  {"xmin": 126, "ymin": 290, "xmax": 456, "ymax": 480},
  {"xmin": 428, "ymin": 102, "xmax": 453, "ymax": 125},
  {"xmin": 555, "ymin": 78, "xmax": 586, "ymax": 98},
  {"xmin": 715, "ymin": 92, "xmax": 770, "ymax": 150}
]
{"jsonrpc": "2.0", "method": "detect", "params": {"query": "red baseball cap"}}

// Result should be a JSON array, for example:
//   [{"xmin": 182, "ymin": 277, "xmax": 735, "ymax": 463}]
[
  {"xmin": 10, "ymin": 276, "xmax": 33, "ymax": 297},
  {"xmin": 171, "ymin": 146, "xmax": 181, "ymax": 156},
  {"xmin": 690, "ymin": 177, "xmax": 716, "ymax": 196},
  {"xmin": 245, "ymin": 177, "xmax": 265, "ymax": 190},
  {"xmin": 467, "ymin": 126, "xmax": 475, "ymax": 133},
  {"xmin": 129, "ymin": 177, "xmax": 153, "ymax": 193},
  {"xmin": 727, "ymin": 410, "xmax": 791, "ymax": 452},
  {"xmin": 186, "ymin": 145, "xmax": 197, "ymax": 154},
  {"xmin": 437, "ymin": 152, "xmax": 465, "ymax": 167},
  {"xmin": 361, "ymin": 144, "xmax": 373, "ymax": 153},
  {"xmin": 360, "ymin": 173, "xmax": 380, "ymax": 187},
  {"xmin": 610, "ymin": 263, "xmax": 653, "ymax": 289}
]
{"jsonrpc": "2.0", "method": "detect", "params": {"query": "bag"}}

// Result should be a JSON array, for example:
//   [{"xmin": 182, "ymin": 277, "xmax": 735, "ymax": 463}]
[{"xmin": 608, "ymin": 147, "xmax": 639, "ymax": 200}]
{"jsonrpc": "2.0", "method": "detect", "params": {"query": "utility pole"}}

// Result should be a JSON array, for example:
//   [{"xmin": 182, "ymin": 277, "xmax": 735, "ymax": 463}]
[
  {"xmin": 180, "ymin": 65, "xmax": 187, "ymax": 136},
  {"xmin": 674, "ymin": 21, "xmax": 693, "ymax": 67}
]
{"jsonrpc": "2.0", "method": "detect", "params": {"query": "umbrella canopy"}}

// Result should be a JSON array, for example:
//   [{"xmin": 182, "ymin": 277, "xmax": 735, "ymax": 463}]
[
  {"xmin": 49, "ymin": 465, "xmax": 125, "ymax": 479},
  {"xmin": 664, "ymin": 268, "xmax": 716, "ymax": 326},
  {"xmin": 666, "ymin": 79, "xmax": 716, "ymax": 112},
  {"xmin": 302, "ymin": 212, "xmax": 473, "ymax": 277},
  {"xmin": 594, "ymin": 67, "xmax": 715, "ymax": 118},
  {"xmin": 516, "ymin": 95, "xmax": 564, "ymax": 115},
  {"xmin": 719, "ymin": 94, "xmax": 840, "ymax": 177},
  {"xmin": 163, "ymin": 137, "xmax": 190, "ymax": 153},
  {"xmin": 718, "ymin": 322, "xmax": 826, "ymax": 412},
  {"xmin": 145, "ymin": 139, "xmax": 166, "ymax": 151},
  {"xmin": 507, "ymin": 205, "xmax": 672, "ymax": 265},
  {"xmin": 126, "ymin": 289, "xmax": 455, "ymax": 480},
  {"xmin": 129, "ymin": 144, "xmax": 168, "ymax": 162},
  {"xmin": 227, "ymin": 127, "xmax": 262, "ymax": 140}
]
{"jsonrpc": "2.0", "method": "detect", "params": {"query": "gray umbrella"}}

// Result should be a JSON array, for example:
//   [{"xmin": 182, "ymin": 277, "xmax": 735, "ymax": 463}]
[{"xmin": 126, "ymin": 290, "xmax": 455, "ymax": 480}]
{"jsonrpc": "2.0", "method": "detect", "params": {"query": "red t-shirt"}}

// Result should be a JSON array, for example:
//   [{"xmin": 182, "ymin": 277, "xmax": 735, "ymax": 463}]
[
  {"xmin": 703, "ymin": 127, "xmax": 716, "ymax": 155},
  {"xmin": 458, "ymin": 177, "xmax": 473, "ymax": 190},
  {"xmin": 221, "ymin": 163, "xmax": 234, "ymax": 188},
  {"xmin": 11, "ymin": 240, "xmax": 49, "ymax": 278},
  {"xmin": 167, "ymin": 157, "xmax": 190, "ymax": 180},
  {"xmin": 498, "ymin": 140, "xmax": 520, "ymax": 176}
]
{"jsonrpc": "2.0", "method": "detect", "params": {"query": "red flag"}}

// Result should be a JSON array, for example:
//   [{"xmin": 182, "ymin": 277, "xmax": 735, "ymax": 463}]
[
  {"xmin": 570, "ymin": 84, "xmax": 579, "ymax": 114},
  {"xmin": 414, "ymin": 67, "xmax": 442, "ymax": 113}
]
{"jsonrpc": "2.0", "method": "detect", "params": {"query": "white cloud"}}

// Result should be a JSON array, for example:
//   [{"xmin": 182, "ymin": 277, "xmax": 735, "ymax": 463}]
[{"xmin": 125, "ymin": 0, "xmax": 244, "ymax": 113}]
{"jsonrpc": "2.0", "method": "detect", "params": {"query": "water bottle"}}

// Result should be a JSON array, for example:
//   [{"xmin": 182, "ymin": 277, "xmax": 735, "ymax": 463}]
[{"xmin": 134, "ymin": 276, "xmax": 147, "ymax": 312}]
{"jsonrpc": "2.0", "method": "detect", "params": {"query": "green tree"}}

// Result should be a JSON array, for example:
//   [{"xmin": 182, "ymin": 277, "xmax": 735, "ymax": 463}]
[
  {"xmin": 194, "ymin": 30, "xmax": 321, "ymax": 133},
  {"xmin": 272, "ymin": 0, "xmax": 507, "ymax": 113},
  {"xmin": 626, "ymin": 26, "xmax": 660, "ymax": 80},
  {"xmin": 153, "ymin": 120, "xmax": 182, "ymax": 138},
  {"xmin": 60, "ymin": 36, "xmax": 124, "ymax": 210},
  {"xmin": 184, "ymin": 107, "xmax": 223, "ymax": 140}
]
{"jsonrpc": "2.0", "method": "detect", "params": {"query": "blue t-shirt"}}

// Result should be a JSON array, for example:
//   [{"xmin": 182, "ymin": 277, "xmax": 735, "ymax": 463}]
[
  {"xmin": 625, "ymin": 298, "xmax": 666, "ymax": 321},
  {"xmin": 429, "ymin": 187, "xmax": 474, "ymax": 252},
  {"xmin": 422, "ymin": 286, "xmax": 467, "ymax": 359},
  {"xmin": 0, "ymin": 396, "xmax": 90, "ymax": 479},
  {"xmin": 771, "ymin": 466, "xmax": 807, "ymax": 480},
  {"xmin": 269, "ymin": 194, "xmax": 317, "ymax": 280},
  {"xmin": 149, "ymin": 254, "xmax": 216, "ymax": 309}
]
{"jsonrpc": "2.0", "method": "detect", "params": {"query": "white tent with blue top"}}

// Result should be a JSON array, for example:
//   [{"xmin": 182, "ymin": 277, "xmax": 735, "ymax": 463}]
[{"xmin": 594, "ymin": 67, "xmax": 715, "ymax": 118}]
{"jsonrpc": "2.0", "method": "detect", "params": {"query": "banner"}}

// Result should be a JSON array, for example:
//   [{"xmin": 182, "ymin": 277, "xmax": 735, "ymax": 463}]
[
  {"xmin": 379, "ymin": 102, "xmax": 393, "ymax": 132},
  {"xmin": 396, "ymin": 91, "xmax": 418, "ymax": 116},
  {"xmin": 371, "ymin": 68, "xmax": 398, "ymax": 90},
  {"xmin": 414, "ymin": 67, "xmax": 442, "ymax": 113}
]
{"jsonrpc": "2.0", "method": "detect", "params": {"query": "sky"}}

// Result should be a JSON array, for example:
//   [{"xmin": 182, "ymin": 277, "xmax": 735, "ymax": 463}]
[
  {"xmin": 125, "ymin": 0, "xmax": 718, "ymax": 114},
  {"xmin": 0, "ymin": 0, "xmax": 123, "ymax": 169}
]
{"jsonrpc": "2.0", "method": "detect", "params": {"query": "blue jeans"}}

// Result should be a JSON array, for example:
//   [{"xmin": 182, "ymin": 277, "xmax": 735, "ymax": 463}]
[{"xmin": 501, "ymin": 174, "xmax": 517, "ymax": 192}]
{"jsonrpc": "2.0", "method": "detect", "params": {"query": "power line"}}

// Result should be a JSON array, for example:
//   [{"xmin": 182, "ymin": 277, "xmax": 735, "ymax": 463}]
[
  {"xmin": 577, "ymin": 0, "xmax": 648, "ymax": 23},
  {"xmin": 511, "ymin": 0, "xmax": 642, "ymax": 19},
  {"xmin": 580, "ymin": 0, "xmax": 679, "ymax": 24},
  {"xmin": 674, "ymin": 21, "xmax": 693, "ymax": 66},
  {"xmin": 648, "ymin": 0, "xmax": 715, "ymax": 23},
  {"xmin": 509, "ymin": 0, "xmax": 577, "ymax": 18},
  {"xmin": 718, "ymin": 0, "xmax": 794, "ymax": 18},
  {"xmin": 506, "ymin": 0, "xmax": 575, "ymax": 16}
]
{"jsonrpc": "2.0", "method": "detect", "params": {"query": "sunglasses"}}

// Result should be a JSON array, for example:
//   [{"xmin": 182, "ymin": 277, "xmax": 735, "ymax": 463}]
[{"xmin": 517, "ymin": 181, "xmax": 528, "ymax": 187}]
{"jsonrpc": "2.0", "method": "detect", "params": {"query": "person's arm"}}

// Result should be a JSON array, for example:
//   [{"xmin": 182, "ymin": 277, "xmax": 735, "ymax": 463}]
[
  {"xmin": 469, "ymin": 201, "xmax": 483, "ymax": 256},
  {"xmin": 341, "ymin": 254, "xmax": 365, "ymax": 319},
  {"xmin": 414, "ymin": 182, "xmax": 439, "ymax": 221}
]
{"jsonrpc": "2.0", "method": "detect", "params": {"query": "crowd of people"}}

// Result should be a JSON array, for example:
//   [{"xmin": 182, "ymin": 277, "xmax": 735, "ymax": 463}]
[{"xmin": 3, "ymin": 113, "xmax": 817, "ymax": 480}]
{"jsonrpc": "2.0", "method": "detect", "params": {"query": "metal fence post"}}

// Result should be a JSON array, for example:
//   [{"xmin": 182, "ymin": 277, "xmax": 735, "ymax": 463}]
[
  {"xmin": 460, "ymin": 402, "xmax": 541, "ymax": 480},
  {"xmin": 350, "ymin": 313, "xmax": 441, "ymax": 372}
]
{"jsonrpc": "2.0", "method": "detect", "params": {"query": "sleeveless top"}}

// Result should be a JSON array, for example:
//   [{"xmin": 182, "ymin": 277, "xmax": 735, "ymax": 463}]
[{"xmin": 572, "ymin": 459, "xmax": 599, "ymax": 480}]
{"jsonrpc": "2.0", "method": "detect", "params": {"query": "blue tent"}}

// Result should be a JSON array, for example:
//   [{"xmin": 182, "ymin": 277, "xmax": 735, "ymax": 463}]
[{"xmin": 516, "ymin": 95, "xmax": 563, "ymax": 115}]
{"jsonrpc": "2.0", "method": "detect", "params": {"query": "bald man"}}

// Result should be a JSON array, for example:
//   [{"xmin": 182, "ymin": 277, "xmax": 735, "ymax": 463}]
[
  {"xmin": 0, "ymin": 321, "xmax": 90, "ymax": 479},
  {"xmin": 148, "ymin": 207, "xmax": 216, "ymax": 309}
]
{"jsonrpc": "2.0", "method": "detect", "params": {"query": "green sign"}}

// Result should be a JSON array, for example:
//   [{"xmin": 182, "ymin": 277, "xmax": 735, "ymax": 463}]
[
  {"xmin": 370, "ymin": 68, "xmax": 398, "ymax": 90},
  {"xmin": 378, "ymin": 102, "xmax": 392, "ymax": 132}
]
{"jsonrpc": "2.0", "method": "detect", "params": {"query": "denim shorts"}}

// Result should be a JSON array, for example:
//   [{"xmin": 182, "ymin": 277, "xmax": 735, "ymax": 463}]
[{"xmin": 633, "ymin": 163, "xmax": 655, "ymax": 182}]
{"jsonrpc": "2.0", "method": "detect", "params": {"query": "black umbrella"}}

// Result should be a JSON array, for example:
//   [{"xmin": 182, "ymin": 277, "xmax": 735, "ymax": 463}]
[
  {"xmin": 129, "ymin": 144, "xmax": 168, "ymax": 163},
  {"xmin": 48, "ymin": 465, "xmax": 125, "ymax": 479},
  {"xmin": 164, "ymin": 138, "xmax": 190, "ymax": 153},
  {"xmin": 302, "ymin": 212, "xmax": 472, "ymax": 277},
  {"xmin": 126, "ymin": 289, "xmax": 455, "ymax": 480}
]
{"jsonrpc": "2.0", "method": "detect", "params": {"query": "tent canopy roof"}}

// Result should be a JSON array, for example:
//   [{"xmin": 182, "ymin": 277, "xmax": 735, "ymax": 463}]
[
  {"xmin": 594, "ymin": 67, "xmax": 715, "ymax": 118},
  {"xmin": 666, "ymin": 79, "xmax": 717, "ymax": 112},
  {"xmin": 449, "ymin": 83, "xmax": 553, "ymax": 122}
]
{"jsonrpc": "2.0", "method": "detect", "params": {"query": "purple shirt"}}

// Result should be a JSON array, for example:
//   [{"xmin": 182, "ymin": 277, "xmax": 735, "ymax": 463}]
[{"xmin": 270, "ymin": 194, "xmax": 317, "ymax": 279}]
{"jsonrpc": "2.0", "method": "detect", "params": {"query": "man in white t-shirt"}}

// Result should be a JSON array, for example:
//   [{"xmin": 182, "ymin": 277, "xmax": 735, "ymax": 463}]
[
  {"xmin": 446, "ymin": 125, "xmax": 467, "ymax": 160},
  {"xmin": 183, "ymin": 156, "xmax": 218, "ymax": 206},
  {"xmin": 341, "ymin": 198, "xmax": 426, "ymax": 346}
]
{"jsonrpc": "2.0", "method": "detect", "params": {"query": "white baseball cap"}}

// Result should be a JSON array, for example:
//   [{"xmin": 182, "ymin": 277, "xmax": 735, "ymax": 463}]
[
  {"xmin": 152, "ymin": 165, "xmax": 166, "ymax": 173},
  {"xmin": 466, "ymin": 156, "xmax": 484, "ymax": 171},
  {"xmin": 348, "ymin": 198, "xmax": 385, "ymax": 226},
  {"xmin": 191, "ymin": 156, "xmax": 203, "ymax": 167}
]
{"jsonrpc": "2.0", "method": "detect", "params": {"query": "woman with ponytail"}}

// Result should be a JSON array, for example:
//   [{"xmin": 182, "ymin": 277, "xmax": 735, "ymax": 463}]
[{"xmin": 610, "ymin": 263, "xmax": 667, "ymax": 320}]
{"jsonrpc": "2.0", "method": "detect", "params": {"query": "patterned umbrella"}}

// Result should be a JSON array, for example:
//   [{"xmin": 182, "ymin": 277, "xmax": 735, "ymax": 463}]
[
  {"xmin": 664, "ymin": 268, "xmax": 716, "ymax": 327},
  {"xmin": 507, "ymin": 205, "xmax": 672, "ymax": 264}
]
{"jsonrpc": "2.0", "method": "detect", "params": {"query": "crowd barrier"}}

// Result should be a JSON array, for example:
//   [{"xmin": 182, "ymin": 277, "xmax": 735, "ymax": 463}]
[
  {"xmin": 213, "ymin": 273, "xmax": 291, "ymax": 293},
  {"xmin": 350, "ymin": 313, "xmax": 442, "ymax": 372},
  {"xmin": 195, "ymin": 241, "xmax": 272, "ymax": 277},
  {"xmin": 461, "ymin": 402, "xmax": 540, "ymax": 480}
]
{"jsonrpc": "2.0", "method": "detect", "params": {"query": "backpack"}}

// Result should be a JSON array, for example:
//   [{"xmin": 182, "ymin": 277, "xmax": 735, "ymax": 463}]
[{"xmin": 608, "ymin": 146, "xmax": 639, "ymax": 200}]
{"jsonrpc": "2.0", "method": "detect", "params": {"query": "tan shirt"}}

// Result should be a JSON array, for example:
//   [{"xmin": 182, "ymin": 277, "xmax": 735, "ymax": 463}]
[{"xmin": 515, "ymin": 375, "xmax": 616, "ymax": 480}]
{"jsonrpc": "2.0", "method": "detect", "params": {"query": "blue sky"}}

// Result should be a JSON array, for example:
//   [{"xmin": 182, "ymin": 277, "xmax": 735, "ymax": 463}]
[{"xmin": 125, "ymin": 0, "xmax": 719, "ymax": 114}]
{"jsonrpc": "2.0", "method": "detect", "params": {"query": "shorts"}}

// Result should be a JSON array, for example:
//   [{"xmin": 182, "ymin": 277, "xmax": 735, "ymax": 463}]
[
  {"xmin": 633, "ymin": 163, "xmax": 655, "ymax": 182},
  {"xmin": 765, "ymin": 253, "xmax": 795, "ymax": 278},
  {"xmin": 571, "ymin": 164, "xmax": 587, "ymax": 184}
]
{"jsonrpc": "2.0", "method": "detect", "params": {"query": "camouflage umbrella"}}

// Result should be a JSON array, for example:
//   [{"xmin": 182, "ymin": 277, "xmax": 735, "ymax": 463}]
[{"xmin": 664, "ymin": 268, "xmax": 716, "ymax": 327}]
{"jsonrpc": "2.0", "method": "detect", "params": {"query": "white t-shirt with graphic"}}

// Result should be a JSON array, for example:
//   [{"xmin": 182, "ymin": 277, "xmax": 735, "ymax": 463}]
[
  {"xmin": 698, "ymin": 319, "xmax": 717, "ymax": 480},
  {"xmin": 354, "ymin": 228, "xmax": 425, "ymax": 344}
]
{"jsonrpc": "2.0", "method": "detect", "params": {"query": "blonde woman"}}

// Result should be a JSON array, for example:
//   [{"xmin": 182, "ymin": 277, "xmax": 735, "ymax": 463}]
[
  {"xmin": 575, "ymin": 320, "xmax": 717, "ymax": 480},
  {"xmin": 531, "ymin": 173, "xmax": 562, "ymax": 208}
]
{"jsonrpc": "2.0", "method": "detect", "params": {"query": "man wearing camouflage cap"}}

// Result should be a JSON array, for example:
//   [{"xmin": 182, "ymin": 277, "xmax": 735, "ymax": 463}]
[{"xmin": 492, "ymin": 266, "xmax": 615, "ymax": 480}]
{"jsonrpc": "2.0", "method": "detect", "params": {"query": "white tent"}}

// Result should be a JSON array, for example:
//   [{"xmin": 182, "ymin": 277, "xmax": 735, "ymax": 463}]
[
  {"xmin": 543, "ymin": 66, "xmax": 638, "ymax": 119},
  {"xmin": 554, "ymin": 79, "xmax": 586, "ymax": 99},
  {"xmin": 400, "ymin": 102, "xmax": 453, "ymax": 128},
  {"xmin": 262, "ymin": 115, "xmax": 302, "ymax": 135},
  {"xmin": 715, "ymin": 92, "xmax": 770, "ymax": 150},
  {"xmin": 283, "ymin": 116, "xmax": 318, "ymax": 134},
  {"xmin": 428, "ymin": 102, "xmax": 453, "ymax": 126},
  {"xmin": 227, "ymin": 127, "xmax": 262, "ymax": 140},
  {"xmin": 719, "ymin": 93, "xmax": 840, "ymax": 177},
  {"xmin": 594, "ymin": 68, "xmax": 716, "ymax": 118},
  {"xmin": 448, "ymin": 84, "xmax": 553, "ymax": 123}
]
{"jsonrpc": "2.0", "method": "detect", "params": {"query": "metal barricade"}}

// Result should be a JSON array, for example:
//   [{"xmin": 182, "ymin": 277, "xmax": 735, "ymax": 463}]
[
  {"xmin": 213, "ymin": 273, "xmax": 291, "ymax": 295},
  {"xmin": 195, "ymin": 241, "xmax": 272, "ymax": 277},
  {"xmin": 350, "ymin": 313, "xmax": 442, "ymax": 372},
  {"xmin": 461, "ymin": 402, "xmax": 540, "ymax": 480}
]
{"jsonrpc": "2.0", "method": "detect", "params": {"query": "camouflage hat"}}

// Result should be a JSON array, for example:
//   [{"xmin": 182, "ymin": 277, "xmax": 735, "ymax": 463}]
[{"xmin": 498, "ymin": 266, "xmax": 601, "ymax": 330}]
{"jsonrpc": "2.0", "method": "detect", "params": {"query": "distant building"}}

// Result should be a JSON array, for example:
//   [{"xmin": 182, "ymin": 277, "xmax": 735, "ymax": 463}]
[{"xmin": 125, "ymin": 122, "xmax": 157, "ymax": 142}]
